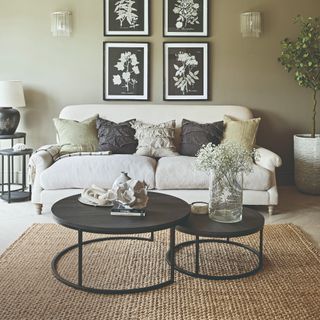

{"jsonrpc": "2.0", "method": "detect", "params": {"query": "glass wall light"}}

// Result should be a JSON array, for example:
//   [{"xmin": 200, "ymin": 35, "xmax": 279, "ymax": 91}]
[
  {"xmin": 51, "ymin": 11, "xmax": 72, "ymax": 37},
  {"xmin": 240, "ymin": 12, "xmax": 261, "ymax": 38}
]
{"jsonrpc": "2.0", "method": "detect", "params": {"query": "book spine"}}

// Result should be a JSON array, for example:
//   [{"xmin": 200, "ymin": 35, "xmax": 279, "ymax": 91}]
[{"xmin": 110, "ymin": 211, "xmax": 146, "ymax": 217}]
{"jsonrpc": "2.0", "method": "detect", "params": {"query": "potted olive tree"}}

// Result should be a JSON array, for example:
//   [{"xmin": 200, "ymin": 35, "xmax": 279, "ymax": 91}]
[{"xmin": 279, "ymin": 15, "xmax": 320, "ymax": 194}]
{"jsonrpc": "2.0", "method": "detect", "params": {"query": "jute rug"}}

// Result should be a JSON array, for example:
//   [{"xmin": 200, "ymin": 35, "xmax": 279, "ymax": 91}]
[{"xmin": 0, "ymin": 224, "xmax": 319, "ymax": 320}]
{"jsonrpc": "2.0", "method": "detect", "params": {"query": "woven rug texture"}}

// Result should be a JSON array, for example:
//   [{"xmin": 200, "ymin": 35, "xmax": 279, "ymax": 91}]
[{"xmin": 0, "ymin": 224, "xmax": 319, "ymax": 320}]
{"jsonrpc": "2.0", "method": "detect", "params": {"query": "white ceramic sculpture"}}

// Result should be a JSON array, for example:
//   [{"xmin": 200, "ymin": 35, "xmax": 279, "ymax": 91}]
[
  {"xmin": 81, "ymin": 185, "xmax": 117, "ymax": 206},
  {"xmin": 112, "ymin": 172, "xmax": 148, "ymax": 209},
  {"xmin": 112, "ymin": 172, "xmax": 131, "ymax": 190}
]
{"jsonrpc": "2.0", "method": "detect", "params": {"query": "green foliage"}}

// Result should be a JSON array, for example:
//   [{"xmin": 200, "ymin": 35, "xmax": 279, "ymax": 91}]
[{"xmin": 278, "ymin": 15, "xmax": 320, "ymax": 137}]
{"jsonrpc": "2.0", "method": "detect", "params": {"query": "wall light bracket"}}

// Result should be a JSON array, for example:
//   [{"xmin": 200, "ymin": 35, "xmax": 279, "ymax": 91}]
[
  {"xmin": 241, "ymin": 12, "xmax": 261, "ymax": 38},
  {"xmin": 51, "ymin": 11, "xmax": 72, "ymax": 37}
]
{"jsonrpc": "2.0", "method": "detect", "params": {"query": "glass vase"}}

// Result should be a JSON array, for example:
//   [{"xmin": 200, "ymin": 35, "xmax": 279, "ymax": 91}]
[{"xmin": 208, "ymin": 170, "xmax": 243, "ymax": 223}]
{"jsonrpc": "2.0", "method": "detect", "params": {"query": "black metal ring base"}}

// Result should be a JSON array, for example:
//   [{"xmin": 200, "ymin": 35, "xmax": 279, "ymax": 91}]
[
  {"xmin": 52, "ymin": 234, "xmax": 174, "ymax": 295},
  {"xmin": 167, "ymin": 238, "xmax": 263, "ymax": 280}
]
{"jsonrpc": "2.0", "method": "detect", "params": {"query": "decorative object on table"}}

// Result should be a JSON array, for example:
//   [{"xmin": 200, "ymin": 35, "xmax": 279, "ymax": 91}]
[
  {"xmin": 96, "ymin": 117, "xmax": 138, "ymax": 154},
  {"xmin": 163, "ymin": 0, "xmax": 208, "ymax": 37},
  {"xmin": 180, "ymin": 119, "xmax": 224, "ymax": 156},
  {"xmin": 131, "ymin": 120, "xmax": 178, "ymax": 157},
  {"xmin": 195, "ymin": 141, "xmax": 257, "ymax": 223},
  {"xmin": 111, "ymin": 171, "xmax": 148, "ymax": 209},
  {"xmin": 53, "ymin": 115, "xmax": 99, "ymax": 156},
  {"xmin": 110, "ymin": 201, "xmax": 146, "ymax": 216},
  {"xmin": 240, "ymin": 12, "xmax": 262, "ymax": 38},
  {"xmin": 163, "ymin": 42, "xmax": 209, "ymax": 101},
  {"xmin": 51, "ymin": 11, "xmax": 72, "ymax": 37},
  {"xmin": 0, "ymin": 81, "xmax": 26, "ymax": 135},
  {"xmin": 104, "ymin": 0, "xmax": 150, "ymax": 36},
  {"xmin": 103, "ymin": 42, "xmax": 149, "ymax": 100},
  {"xmin": 278, "ymin": 15, "xmax": 320, "ymax": 194},
  {"xmin": 13, "ymin": 143, "xmax": 27, "ymax": 151},
  {"xmin": 80, "ymin": 185, "xmax": 117, "ymax": 207},
  {"xmin": 190, "ymin": 201, "xmax": 208, "ymax": 214},
  {"xmin": 112, "ymin": 171, "xmax": 131, "ymax": 190},
  {"xmin": 112, "ymin": 175, "xmax": 149, "ymax": 209}
]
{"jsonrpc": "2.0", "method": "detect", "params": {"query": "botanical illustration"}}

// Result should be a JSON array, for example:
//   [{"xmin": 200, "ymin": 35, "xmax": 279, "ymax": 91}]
[
  {"xmin": 113, "ymin": 51, "xmax": 140, "ymax": 93},
  {"xmin": 173, "ymin": 51, "xmax": 199, "ymax": 95},
  {"xmin": 173, "ymin": 0, "xmax": 200, "ymax": 30},
  {"xmin": 114, "ymin": 0, "xmax": 139, "ymax": 29}
]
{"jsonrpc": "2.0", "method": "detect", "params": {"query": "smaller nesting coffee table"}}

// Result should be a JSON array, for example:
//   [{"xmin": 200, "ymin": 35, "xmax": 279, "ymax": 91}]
[{"xmin": 167, "ymin": 207, "xmax": 265, "ymax": 280}]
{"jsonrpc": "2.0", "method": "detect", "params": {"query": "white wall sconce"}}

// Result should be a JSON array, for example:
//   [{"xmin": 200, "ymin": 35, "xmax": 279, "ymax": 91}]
[
  {"xmin": 51, "ymin": 11, "xmax": 72, "ymax": 37},
  {"xmin": 240, "ymin": 12, "xmax": 262, "ymax": 38}
]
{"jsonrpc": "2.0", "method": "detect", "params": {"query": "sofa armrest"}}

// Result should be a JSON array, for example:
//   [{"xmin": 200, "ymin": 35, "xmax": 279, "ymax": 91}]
[
  {"xmin": 28, "ymin": 144, "xmax": 61, "ymax": 204},
  {"xmin": 255, "ymin": 146, "xmax": 282, "ymax": 171}
]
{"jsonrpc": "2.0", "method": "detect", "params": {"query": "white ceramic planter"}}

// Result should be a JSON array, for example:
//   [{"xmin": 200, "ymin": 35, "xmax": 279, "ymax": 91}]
[{"xmin": 294, "ymin": 134, "xmax": 320, "ymax": 194}]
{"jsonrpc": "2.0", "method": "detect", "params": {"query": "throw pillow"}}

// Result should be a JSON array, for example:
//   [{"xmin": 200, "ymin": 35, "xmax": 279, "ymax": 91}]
[
  {"xmin": 222, "ymin": 115, "xmax": 261, "ymax": 151},
  {"xmin": 180, "ymin": 119, "xmax": 224, "ymax": 156},
  {"xmin": 96, "ymin": 117, "xmax": 137, "ymax": 154},
  {"xmin": 53, "ymin": 115, "xmax": 99, "ymax": 156},
  {"xmin": 131, "ymin": 120, "xmax": 178, "ymax": 157}
]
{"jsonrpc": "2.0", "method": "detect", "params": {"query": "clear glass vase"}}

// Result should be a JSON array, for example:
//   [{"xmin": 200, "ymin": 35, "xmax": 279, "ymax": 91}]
[{"xmin": 208, "ymin": 170, "xmax": 243, "ymax": 223}]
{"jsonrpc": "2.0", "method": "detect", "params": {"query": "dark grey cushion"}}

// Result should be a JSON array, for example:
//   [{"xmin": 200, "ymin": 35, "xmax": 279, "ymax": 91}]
[
  {"xmin": 180, "ymin": 119, "xmax": 224, "ymax": 156},
  {"xmin": 96, "ymin": 118, "xmax": 137, "ymax": 154}
]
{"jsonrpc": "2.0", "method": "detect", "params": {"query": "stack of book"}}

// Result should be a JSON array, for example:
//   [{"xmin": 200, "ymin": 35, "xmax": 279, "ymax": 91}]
[{"xmin": 110, "ymin": 202, "xmax": 146, "ymax": 217}]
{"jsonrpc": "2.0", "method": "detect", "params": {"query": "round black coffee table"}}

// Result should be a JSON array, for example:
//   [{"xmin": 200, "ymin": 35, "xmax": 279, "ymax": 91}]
[
  {"xmin": 51, "ymin": 192, "xmax": 190, "ymax": 294},
  {"xmin": 167, "ymin": 207, "xmax": 265, "ymax": 280}
]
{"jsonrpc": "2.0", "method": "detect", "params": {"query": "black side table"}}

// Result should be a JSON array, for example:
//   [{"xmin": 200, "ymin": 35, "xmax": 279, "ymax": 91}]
[
  {"xmin": 167, "ymin": 208, "xmax": 265, "ymax": 280},
  {"xmin": 0, "ymin": 148, "xmax": 33, "ymax": 203},
  {"xmin": 0, "ymin": 132, "xmax": 26, "ymax": 185}
]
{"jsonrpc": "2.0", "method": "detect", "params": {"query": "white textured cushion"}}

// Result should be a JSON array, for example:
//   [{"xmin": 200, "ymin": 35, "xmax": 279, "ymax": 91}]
[
  {"xmin": 131, "ymin": 120, "xmax": 178, "ymax": 157},
  {"xmin": 40, "ymin": 155, "xmax": 157, "ymax": 190},
  {"xmin": 155, "ymin": 156, "xmax": 272, "ymax": 191}
]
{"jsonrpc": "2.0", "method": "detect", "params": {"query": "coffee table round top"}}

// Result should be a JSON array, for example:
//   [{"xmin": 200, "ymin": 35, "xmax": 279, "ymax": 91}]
[
  {"xmin": 177, "ymin": 207, "xmax": 264, "ymax": 238},
  {"xmin": 52, "ymin": 192, "xmax": 190, "ymax": 234}
]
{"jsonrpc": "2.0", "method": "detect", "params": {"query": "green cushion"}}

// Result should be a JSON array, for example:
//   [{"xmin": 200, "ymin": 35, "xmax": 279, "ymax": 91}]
[
  {"xmin": 53, "ymin": 115, "xmax": 99, "ymax": 155},
  {"xmin": 222, "ymin": 115, "xmax": 261, "ymax": 151}
]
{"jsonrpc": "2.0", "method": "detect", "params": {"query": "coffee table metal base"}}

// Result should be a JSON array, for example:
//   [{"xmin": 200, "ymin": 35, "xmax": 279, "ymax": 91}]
[
  {"xmin": 52, "ymin": 228, "xmax": 176, "ymax": 294},
  {"xmin": 167, "ymin": 230, "xmax": 263, "ymax": 280}
]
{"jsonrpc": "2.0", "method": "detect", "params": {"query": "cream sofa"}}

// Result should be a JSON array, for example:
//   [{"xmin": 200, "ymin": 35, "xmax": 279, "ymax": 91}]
[{"xmin": 29, "ymin": 104, "xmax": 282, "ymax": 215}]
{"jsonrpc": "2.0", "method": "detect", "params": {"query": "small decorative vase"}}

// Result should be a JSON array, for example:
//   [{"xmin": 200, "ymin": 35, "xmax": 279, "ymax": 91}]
[
  {"xmin": 112, "ymin": 172, "xmax": 131, "ymax": 190},
  {"xmin": 208, "ymin": 170, "xmax": 243, "ymax": 223}
]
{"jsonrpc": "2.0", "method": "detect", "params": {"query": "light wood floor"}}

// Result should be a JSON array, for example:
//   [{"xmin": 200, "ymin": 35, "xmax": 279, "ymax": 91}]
[{"xmin": 0, "ymin": 186, "xmax": 319, "ymax": 255}]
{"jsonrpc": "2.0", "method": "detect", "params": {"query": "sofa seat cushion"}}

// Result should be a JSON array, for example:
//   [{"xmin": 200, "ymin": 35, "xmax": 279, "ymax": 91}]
[
  {"xmin": 40, "ymin": 155, "xmax": 156, "ymax": 190},
  {"xmin": 155, "ymin": 156, "xmax": 272, "ymax": 191}
]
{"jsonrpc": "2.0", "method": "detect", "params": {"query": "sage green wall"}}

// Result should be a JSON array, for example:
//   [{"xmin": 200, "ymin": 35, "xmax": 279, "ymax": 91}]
[{"xmin": 1, "ymin": 0, "xmax": 320, "ymax": 184}]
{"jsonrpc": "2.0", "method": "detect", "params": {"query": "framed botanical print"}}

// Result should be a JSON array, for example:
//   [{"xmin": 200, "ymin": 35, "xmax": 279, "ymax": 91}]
[
  {"xmin": 103, "ymin": 42, "xmax": 149, "ymax": 100},
  {"xmin": 163, "ymin": 0, "xmax": 208, "ymax": 37},
  {"xmin": 104, "ymin": 0, "xmax": 150, "ymax": 36},
  {"xmin": 163, "ymin": 42, "xmax": 209, "ymax": 101}
]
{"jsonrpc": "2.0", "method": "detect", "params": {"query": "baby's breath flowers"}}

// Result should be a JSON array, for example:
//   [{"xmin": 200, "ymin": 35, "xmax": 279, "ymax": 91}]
[{"xmin": 195, "ymin": 141, "xmax": 258, "ymax": 179}]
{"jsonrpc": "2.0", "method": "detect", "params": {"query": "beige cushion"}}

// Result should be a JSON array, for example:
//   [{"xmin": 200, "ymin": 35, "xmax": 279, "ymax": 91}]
[
  {"xmin": 40, "ymin": 154, "xmax": 157, "ymax": 190},
  {"xmin": 155, "ymin": 156, "xmax": 272, "ymax": 191},
  {"xmin": 53, "ymin": 115, "xmax": 99, "ymax": 156},
  {"xmin": 222, "ymin": 115, "xmax": 261, "ymax": 151},
  {"xmin": 131, "ymin": 120, "xmax": 178, "ymax": 157}
]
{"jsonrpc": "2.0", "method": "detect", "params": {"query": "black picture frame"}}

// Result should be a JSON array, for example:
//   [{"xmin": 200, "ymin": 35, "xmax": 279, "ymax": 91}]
[
  {"xmin": 163, "ymin": 42, "xmax": 209, "ymax": 101},
  {"xmin": 103, "ymin": 42, "xmax": 150, "ymax": 101},
  {"xmin": 104, "ymin": 0, "xmax": 150, "ymax": 36},
  {"xmin": 163, "ymin": 0, "xmax": 208, "ymax": 37}
]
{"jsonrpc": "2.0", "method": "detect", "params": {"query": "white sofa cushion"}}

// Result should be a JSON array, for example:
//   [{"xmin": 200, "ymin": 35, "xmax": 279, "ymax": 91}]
[
  {"xmin": 40, "ymin": 155, "xmax": 157, "ymax": 190},
  {"xmin": 155, "ymin": 156, "xmax": 272, "ymax": 191}
]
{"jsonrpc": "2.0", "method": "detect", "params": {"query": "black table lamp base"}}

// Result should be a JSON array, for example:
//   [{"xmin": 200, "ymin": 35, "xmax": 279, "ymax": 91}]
[{"xmin": 0, "ymin": 107, "xmax": 20, "ymax": 135}]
